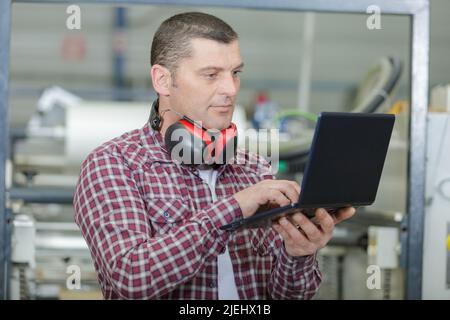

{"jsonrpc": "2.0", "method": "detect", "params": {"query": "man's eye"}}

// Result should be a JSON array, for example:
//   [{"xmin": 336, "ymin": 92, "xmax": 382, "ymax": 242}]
[
  {"xmin": 233, "ymin": 70, "xmax": 242, "ymax": 77},
  {"xmin": 205, "ymin": 73, "xmax": 217, "ymax": 79}
]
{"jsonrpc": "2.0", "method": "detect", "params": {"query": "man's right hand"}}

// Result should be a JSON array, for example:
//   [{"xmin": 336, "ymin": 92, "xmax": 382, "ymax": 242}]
[{"xmin": 233, "ymin": 180, "xmax": 300, "ymax": 218}]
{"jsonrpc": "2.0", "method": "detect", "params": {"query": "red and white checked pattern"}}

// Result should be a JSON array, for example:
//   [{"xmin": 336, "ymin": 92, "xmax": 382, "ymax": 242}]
[{"xmin": 73, "ymin": 121, "xmax": 322, "ymax": 299}]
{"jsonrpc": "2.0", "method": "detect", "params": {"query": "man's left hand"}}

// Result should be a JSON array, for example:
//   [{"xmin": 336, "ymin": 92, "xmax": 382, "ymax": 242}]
[{"xmin": 272, "ymin": 207, "xmax": 356, "ymax": 257}]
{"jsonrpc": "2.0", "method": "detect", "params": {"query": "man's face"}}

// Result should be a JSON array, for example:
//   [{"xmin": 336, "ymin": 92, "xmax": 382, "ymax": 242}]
[{"xmin": 168, "ymin": 38, "xmax": 243, "ymax": 130}]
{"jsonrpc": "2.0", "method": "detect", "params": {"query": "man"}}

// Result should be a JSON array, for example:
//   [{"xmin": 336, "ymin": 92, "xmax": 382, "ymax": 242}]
[{"xmin": 74, "ymin": 12, "xmax": 355, "ymax": 300}]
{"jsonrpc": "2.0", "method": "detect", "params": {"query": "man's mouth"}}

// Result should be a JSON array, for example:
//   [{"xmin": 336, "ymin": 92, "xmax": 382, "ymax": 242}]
[{"xmin": 211, "ymin": 104, "xmax": 233, "ymax": 112}]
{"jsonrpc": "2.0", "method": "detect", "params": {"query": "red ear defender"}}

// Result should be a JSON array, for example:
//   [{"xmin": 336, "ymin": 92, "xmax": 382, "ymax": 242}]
[{"xmin": 164, "ymin": 119, "xmax": 238, "ymax": 165}]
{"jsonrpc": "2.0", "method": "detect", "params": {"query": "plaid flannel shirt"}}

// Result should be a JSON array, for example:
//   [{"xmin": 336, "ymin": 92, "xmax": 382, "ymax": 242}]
[{"xmin": 73, "ymin": 121, "xmax": 322, "ymax": 299}]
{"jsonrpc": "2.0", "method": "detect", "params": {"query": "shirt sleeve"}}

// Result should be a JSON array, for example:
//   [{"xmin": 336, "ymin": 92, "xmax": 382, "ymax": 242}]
[
  {"xmin": 73, "ymin": 151, "xmax": 242, "ymax": 299},
  {"xmin": 268, "ymin": 238, "xmax": 323, "ymax": 299}
]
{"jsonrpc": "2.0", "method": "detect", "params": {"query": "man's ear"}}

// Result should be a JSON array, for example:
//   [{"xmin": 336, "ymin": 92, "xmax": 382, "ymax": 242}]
[{"xmin": 150, "ymin": 64, "xmax": 172, "ymax": 96}]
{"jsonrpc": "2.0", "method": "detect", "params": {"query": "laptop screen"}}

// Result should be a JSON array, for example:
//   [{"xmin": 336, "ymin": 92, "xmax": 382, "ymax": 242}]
[{"xmin": 298, "ymin": 112, "xmax": 395, "ymax": 208}]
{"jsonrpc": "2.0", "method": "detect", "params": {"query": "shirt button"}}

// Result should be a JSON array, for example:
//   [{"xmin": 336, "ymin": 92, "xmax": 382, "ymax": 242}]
[{"xmin": 209, "ymin": 282, "xmax": 217, "ymax": 288}]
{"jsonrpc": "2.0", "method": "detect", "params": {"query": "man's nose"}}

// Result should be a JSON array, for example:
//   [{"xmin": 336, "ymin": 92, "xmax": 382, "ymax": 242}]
[{"xmin": 218, "ymin": 74, "xmax": 239, "ymax": 97}]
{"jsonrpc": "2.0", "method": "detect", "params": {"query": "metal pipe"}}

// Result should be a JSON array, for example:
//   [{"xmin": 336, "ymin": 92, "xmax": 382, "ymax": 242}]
[
  {"xmin": 348, "ymin": 208, "xmax": 403, "ymax": 227},
  {"xmin": 13, "ymin": 0, "xmax": 427, "ymax": 15},
  {"xmin": 0, "ymin": 0, "xmax": 12, "ymax": 301},
  {"xmin": 298, "ymin": 12, "xmax": 315, "ymax": 112},
  {"xmin": 112, "ymin": 7, "xmax": 129, "ymax": 101},
  {"xmin": 405, "ymin": 3, "xmax": 429, "ymax": 299},
  {"xmin": 9, "ymin": 187, "xmax": 74, "ymax": 204}
]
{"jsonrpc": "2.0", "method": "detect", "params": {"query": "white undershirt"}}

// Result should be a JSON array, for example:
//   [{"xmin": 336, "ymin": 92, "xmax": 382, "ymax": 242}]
[{"xmin": 197, "ymin": 168, "xmax": 239, "ymax": 300}]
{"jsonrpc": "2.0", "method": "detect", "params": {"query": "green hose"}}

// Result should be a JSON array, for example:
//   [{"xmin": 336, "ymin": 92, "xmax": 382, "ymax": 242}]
[{"xmin": 273, "ymin": 109, "xmax": 318, "ymax": 126}]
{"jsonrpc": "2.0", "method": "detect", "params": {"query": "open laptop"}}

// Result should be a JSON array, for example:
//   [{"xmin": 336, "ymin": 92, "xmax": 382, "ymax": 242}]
[{"xmin": 220, "ymin": 112, "xmax": 395, "ymax": 232}]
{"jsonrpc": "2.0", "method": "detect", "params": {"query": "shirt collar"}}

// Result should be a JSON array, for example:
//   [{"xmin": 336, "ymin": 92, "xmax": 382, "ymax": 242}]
[{"xmin": 140, "ymin": 121, "xmax": 172, "ymax": 163}]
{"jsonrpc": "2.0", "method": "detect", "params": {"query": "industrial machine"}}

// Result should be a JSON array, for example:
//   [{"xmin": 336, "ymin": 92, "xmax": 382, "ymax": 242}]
[{"xmin": 422, "ymin": 112, "xmax": 450, "ymax": 299}]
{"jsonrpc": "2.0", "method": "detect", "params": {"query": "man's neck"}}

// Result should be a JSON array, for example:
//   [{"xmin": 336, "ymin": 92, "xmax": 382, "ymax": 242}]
[{"xmin": 157, "ymin": 100, "xmax": 179, "ymax": 138}]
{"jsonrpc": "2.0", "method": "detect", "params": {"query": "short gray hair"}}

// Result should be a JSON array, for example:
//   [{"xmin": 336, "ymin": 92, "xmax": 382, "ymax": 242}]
[{"xmin": 151, "ymin": 12, "xmax": 238, "ymax": 74}]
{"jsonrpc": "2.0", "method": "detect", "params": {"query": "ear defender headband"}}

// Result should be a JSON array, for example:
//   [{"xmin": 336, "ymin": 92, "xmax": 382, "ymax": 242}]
[{"xmin": 150, "ymin": 99, "xmax": 238, "ymax": 165}]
